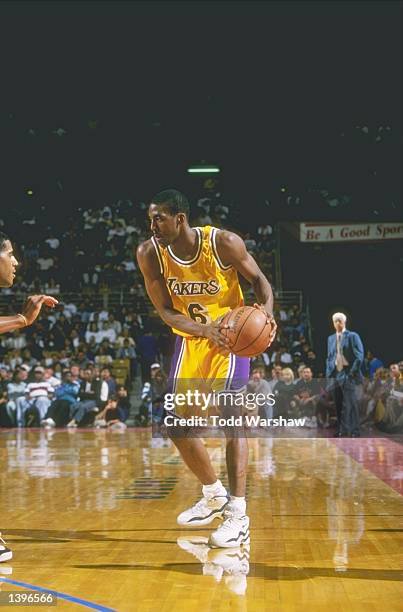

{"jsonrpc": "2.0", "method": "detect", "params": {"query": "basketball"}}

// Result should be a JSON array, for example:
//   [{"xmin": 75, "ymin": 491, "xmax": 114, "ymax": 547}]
[{"xmin": 221, "ymin": 305, "xmax": 274, "ymax": 357}]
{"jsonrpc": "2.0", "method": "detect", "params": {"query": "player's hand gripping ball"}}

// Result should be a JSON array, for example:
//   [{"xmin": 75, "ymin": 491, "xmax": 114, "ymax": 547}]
[{"xmin": 220, "ymin": 305, "xmax": 276, "ymax": 357}]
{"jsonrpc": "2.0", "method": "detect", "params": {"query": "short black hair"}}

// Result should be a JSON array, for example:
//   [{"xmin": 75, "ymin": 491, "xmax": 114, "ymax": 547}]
[
  {"xmin": 151, "ymin": 189, "xmax": 190, "ymax": 217},
  {"xmin": 0, "ymin": 232, "xmax": 10, "ymax": 252}
]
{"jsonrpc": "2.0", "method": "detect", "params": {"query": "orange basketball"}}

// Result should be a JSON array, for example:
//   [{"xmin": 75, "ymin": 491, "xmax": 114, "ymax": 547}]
[{"xmin": 221, "ymin": 306, "xmax": 274, "ymax": 357}]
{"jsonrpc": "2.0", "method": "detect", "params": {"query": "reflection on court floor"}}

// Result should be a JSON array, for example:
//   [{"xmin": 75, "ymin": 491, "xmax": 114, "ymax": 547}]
[{"xmin": 0, "ymin": 430, "xmax": 402, "ymax": 611}]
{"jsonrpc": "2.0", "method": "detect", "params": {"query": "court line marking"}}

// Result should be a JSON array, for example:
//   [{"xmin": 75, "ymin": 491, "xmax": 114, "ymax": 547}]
[{"xmin": 0, "ymin": 577, "xmax": 116, "ymax": 611}]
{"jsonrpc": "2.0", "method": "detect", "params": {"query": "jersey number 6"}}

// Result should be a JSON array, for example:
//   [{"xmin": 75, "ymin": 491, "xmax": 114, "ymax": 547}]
[{"xmin": 187, "ymin": 303, "xmax": 211, "ymax": 325}]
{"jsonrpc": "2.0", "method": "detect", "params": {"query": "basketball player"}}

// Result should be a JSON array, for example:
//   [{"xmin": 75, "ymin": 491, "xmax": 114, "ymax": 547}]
[
  {"xmin": 137, "ymin": 190, "xmax": 276, "ymax": 547},
  {"xmin": 0, "ymin": 232, "xmax": 58, "ymax": 562}
]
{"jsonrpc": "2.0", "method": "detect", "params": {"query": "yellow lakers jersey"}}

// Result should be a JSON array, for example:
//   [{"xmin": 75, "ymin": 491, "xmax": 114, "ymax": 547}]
[{"xmin": 151, "ymin": 225, "xmax": 244, "ymax": 337}]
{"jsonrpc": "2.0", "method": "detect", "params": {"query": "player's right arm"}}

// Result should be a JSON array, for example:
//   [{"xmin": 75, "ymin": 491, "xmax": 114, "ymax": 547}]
[
  {"xmin": 0, "ymin": 295, "xmax": 58, "ymax": 335},
  {"xmin": 137, "ymin": 241, "xmax": 229, "ymax": 349}
]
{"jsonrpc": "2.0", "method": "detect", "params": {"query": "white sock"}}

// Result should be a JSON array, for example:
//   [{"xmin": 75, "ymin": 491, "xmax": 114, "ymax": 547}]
[
  {"xmin": 227, "ymin": 495, "xmax": 246, "ymax": 516},
  {"xmin": 202, "ymin": 479, "xmax": 227, "ymax": 499}
]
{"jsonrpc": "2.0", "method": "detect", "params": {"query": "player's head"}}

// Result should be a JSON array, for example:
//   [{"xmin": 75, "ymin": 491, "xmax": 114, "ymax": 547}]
[
  {"xmin": 0, "ymin": 232, "xmax": 19, "ymax": 288},
  {"xmin": 149, "ymin": 189, "xmax": 190, "ymax": 246}
]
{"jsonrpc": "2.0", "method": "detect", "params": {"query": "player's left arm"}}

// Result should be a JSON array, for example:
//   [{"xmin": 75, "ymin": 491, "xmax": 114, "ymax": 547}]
[{"xmin": 216, "ymin": 230, "xmax": 276, "ymax": 324}]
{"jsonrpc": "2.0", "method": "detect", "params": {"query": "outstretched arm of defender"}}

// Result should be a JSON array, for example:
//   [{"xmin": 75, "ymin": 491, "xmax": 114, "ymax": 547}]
[
  {"xmin": 137, "ymin": 242, "xmax": 229, "ymax": 349},
  {"xmin": 0, "ymin": 295, "xmax": 58, "ymax": 335}
]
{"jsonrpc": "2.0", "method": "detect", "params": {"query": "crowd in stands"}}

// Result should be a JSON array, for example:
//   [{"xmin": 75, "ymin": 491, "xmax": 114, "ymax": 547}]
[
  {"xmin": 0, "ymin": 185, "xmax": 401, "ymax": 433},
  {"xmin": 1, "ymin": 178, "xmax": 276, "ymax": 298},
  {"xmin": 0, "ymin": 359, "xmax": 130, "ymax": 430},
  {"xmin": 0, "ymin": 293, "xmax": 401, "ymax": 433},
  {"xmin": 0, "ymin": 296, "xmax": 173, "ymax": 427},
  {"xmin": 245, "ymin": 354, "xmax": 403, "ymax": 433},
  {"xmin": 0, "ymin": 294, "xmax": 316, "ymax": 429}
]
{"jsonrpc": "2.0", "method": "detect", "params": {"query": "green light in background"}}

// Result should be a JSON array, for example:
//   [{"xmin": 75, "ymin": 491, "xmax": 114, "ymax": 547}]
[{"xmin": 26, "ymin": 189, "xmax": 33, "ymax": 196}]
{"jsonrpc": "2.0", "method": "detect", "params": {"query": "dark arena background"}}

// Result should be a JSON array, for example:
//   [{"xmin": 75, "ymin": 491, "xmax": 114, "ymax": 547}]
[{"xmin": 0, "ymin": 2, "xmax": 402, "ymax": 611}]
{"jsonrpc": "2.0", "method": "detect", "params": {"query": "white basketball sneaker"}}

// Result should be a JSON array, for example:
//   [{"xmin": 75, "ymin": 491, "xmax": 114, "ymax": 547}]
[
  {"xmin": 177, "ymin": 537, "xmax": 250, "ymax": 596},
  {"xmin": 177, "ymin": 536, "xmax": 210, "ymax": 563},
  {"xmin": 177, "ymin": 495, "xmax": 229, "ymax": 527},
  {"xmin": 0, "ymin": 534, "xmax": 12, "ymax": 563},
  {"xmin": 209, "ymin": 512, "xmax": 250, "ymax": 548},
  {"xmin": 204, "ymin": 546, "xmax": 250, "ymax": 595}
]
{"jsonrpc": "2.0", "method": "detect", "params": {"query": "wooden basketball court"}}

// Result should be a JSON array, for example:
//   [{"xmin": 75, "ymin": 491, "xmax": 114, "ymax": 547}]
[{"xmin": 0, "ymin": 429, "xmax": 402, "ymax": 611}]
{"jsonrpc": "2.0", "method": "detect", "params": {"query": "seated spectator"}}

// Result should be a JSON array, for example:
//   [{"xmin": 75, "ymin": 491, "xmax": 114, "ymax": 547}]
[
  {"xmin": 85, "ymin": 337, "xmax": 98, "ymax": 361},
  {"xmin": 273, "ymin": 368, "xmax": 295, "ymax": 417},
  {"xmin": 107, "ymin": 313, "xmax": 122, "ymax": 336},
  {"xmin": 16, "ymin": 366, "xmax": 54, "ymax": 427},
  {"xmin": 247, "ymin": 366, "xmax": 274, "ymax": 419},
  {"xmin": 120, "ymin": 255, "xmax": 137, "ymax": 272},
  {"xmin": 8, "ymin": 349, "xmax": 23, "ymax": 370},
  {"xmin": 294, "ymin": 364, "xmax": 307, "ymax": 384},
  {"xmin": 20, "ymin": 349, "xmax": 37, "ymax": 369},
  {"xmin": 69, "ymin": 329, "xmax": 81, "ymax": 351},
  {"xmin": 70, "ymin": 364, "xmax": 81, "ymax": 390},
  {"xmin": 1, "ymin": 329, "xmax": 27, "ymax": 351},
  {"xmin": 67, "ymin": 367, "xmax": 109, "ymax": 427},
  {"xmin": 306, "ymin": 350, "xmax": 319, "ymax": 375},
  {"xmin": 63, "ymin": 301, "xmax": 78, "ymax": 318},
  {"xmin": 101, "ymin": 367, "xmax": 117, "ymax": 395},
  {"xmin": 138, "ymin": 365, "xmax": 165, "ymax": 424},
  {"xmin": 0, "ymin": 384, "xmax": 9, "ymax": 426},
  {"xmin": 116, "ymin": 328, "xmax": 136, "ymax": 348},
  {"xmin": 389, "ymin": 363, "xmax": 403, "ymax": 392},
  {"xmin": 44, "ymin": 366, "xmax": 61, "ymax": 388},
  {"xmin": 41, "ymin": 369, "xmax": 79, "ymax": 428},
  {"xmin": 94, "ymin": 388, "xmax": 130, "ymax": 429},
  {"xmin": 95, "ymin": 308, "xmax": 109, "ymax": 324},
  {"xmin": 95, "ymin": 341, "xmax": 115, "ymax": 366},
  {"xmin": 5, "ymin": 367, "xmax": 28, "ymax": 426},
  {"xmin": 277, "ymin": 308, "xmax": 288, "ymax": 322},
  {"xmin": 266, "ymin": 365, "xmax": 282, "ymax": 393},
  {"xmin": 0, "ymin": 366, "xmax": 11, "ymax": 393},
  {"xmin": 284, "ymin": 318, "xmax": 304, "ymax": 343},
  {"xmin": 151, "ymin": 367, "xmax": 167, "ymax": 400},
  {"xmin": 271, "ymin": 346, "xmax": 293, "ymax": 365},
  {"xmin": 98, "ymin": 321, "xmax": 117, "ymax": 345},
  {"xmin": 85, "ymin": 322, "xmax": 99, "ymax": 345},
  {"xmin": 74, "ymin": 348, "xmax": 90, "ymax": 369},
  {"xmin": 116, "ymin": 339, "xmax": 137, "ymax": 378},
  {"xmin": 37, "ymin": 253, "xmax": 55, "ymax": 282},
  {"xmin": 293, "ymin": 367, "xmax": 322, "ymax": 426}
]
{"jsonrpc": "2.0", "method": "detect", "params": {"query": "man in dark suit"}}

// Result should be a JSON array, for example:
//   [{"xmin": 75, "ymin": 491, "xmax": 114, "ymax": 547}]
[{"xmin": 326, "ymin": 312, "xmax": 364, "ymax": 437}]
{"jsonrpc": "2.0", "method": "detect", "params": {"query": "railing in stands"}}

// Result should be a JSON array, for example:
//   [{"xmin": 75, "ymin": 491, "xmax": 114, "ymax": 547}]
[{"xmin": 0, "ymin": 290, "xmax": 304, "ymax": 314}]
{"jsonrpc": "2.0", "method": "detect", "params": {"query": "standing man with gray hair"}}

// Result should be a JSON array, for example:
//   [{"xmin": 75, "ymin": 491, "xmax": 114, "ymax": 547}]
[{"xmin": 326, "ymin": 312, "xmax": 364, "ymax": 437}]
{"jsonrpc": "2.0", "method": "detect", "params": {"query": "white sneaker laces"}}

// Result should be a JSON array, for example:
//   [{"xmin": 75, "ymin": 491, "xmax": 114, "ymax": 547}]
[
  {"xmin": 190, "ymin": 498, "xmax": 209, "ymax": 515},
  {"xmin": 219, "ymin": 512, "xmax": 240, "ymax": 531}
]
